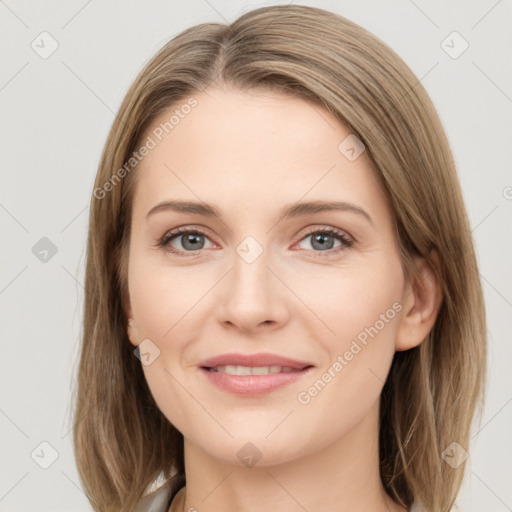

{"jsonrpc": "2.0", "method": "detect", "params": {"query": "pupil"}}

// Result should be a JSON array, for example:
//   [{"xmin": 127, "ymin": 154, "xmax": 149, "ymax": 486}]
[
  {"xmin": 312, "ymin": 233, "xmax": 333, "ymax": 250},
  {"xmin": 183, "ymin": 233, "xmax": 203, "ymax": 250}
]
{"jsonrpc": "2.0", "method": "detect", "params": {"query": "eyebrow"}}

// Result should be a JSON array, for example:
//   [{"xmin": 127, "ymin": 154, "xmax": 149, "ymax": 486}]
[{"xmin": 146, "ymin": 199, "xmax": 373, "ymax": 226}]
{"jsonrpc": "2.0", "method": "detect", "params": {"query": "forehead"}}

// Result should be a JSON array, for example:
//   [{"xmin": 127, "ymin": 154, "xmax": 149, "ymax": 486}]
[{"xmin": 132, "ymin": 87, "xmax": 388, "ymax": 222}]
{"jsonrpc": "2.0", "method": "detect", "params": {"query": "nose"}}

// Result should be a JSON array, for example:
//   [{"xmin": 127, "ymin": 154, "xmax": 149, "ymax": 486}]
[{"xmin": 216, "ymin": 244, "xmax": 290, "ymax": 333}]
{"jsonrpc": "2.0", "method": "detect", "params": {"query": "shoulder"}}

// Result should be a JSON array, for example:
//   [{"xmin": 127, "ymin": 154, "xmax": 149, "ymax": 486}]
[{"xmin": 135, "ymin": 475, "xmax": 185, "ymax": 512}]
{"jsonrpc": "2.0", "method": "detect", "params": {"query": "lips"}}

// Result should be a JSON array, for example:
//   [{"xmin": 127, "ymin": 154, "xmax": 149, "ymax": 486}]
[
  {"xmin": 199, "ymin": 352, "xmax": 313, "ymax": 370},
  {"xmin": 198, "ymin": 352, "xmax": 315, "ymax": 396},
  {"xmin": 208, "ymin": 365, "xmax": 299, "ymax": 375}
]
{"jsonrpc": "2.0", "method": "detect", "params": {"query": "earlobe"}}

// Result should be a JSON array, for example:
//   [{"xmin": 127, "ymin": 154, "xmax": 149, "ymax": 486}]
[
  {"xmin": 395, "ymin": 254, "xmax": 443, "ymax": 351},
  {"xmin": 127, "ymin": 317, "xmax": 139, "ymax": 347},
  {"xmin": 123, "ymin": 288, "xmax": 139, "ymax": 347}
]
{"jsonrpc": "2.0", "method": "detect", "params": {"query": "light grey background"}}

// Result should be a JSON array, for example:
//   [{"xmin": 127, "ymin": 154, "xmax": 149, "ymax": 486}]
[{"xmin": 1, "ymin": 1, "xmax": 511, "ymax": 510}]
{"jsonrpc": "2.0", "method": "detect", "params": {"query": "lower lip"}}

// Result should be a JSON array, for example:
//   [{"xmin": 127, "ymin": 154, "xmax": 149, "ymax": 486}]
[{"xmin": 199, "ymin": 366, "xmax": 314, "ymax": 396}]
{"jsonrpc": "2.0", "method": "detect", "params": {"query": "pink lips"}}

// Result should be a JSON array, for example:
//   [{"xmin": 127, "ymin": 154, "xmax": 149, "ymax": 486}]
[
  {"xmin": 198, "ymin": 352, "xmax": 315, "ymax": 396},
  {"xmin": 199, "ymin": 352, "xmax": 313, "ymax": 370}
]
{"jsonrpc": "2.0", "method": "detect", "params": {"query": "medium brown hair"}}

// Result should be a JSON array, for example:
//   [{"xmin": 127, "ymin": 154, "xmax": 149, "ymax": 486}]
[{"xmin": 72, "ymin": 5, "xmax": 486, "ymax": 511}]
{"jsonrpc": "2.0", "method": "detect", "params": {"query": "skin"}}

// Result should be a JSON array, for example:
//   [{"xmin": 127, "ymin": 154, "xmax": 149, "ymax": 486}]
[{"xmin": 125, "ymin": 86, "xmax": 441, "ymax": 512}]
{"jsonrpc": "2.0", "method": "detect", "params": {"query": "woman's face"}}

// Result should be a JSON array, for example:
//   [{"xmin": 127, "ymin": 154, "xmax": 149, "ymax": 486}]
[{"xmin": 125, "ymin": 87, "xmax": 410, "ymax": 466}]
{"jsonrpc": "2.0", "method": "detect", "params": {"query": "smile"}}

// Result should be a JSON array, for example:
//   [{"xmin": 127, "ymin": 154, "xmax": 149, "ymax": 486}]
[{"xmin": 207, "ymin": 365, "xmax": 301, "ymax": 375}]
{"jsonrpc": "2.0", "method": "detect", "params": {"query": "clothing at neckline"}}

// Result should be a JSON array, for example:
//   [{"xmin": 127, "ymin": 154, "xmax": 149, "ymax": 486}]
[{"xmin": 137, "ymin": 479, "xmax": 425, "ymax": 512}]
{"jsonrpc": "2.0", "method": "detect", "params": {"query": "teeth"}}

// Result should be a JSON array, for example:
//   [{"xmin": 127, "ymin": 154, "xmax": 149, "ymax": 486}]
[
  {"xmin": 210, "ymin": 365, "xmax": 297, "ymax": 375},
  {"xmin": 236, "ymin": 365, "xmax": 252, "ymax": 375}
]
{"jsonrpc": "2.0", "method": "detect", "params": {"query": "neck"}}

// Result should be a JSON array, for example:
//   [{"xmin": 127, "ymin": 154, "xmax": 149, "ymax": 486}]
[{"xmin": 179, "ymin": 400, "xmax": 406, "ymax": 512}]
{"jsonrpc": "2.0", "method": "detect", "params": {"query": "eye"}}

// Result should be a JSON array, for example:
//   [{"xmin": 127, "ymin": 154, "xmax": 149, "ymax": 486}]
[
  {"xmin": 158, "ymin": 227, "xmax": 215, "ymax": 255},
  {"xmin": 295, "ymin": 227, "xmax": 354, "ymax": 255},
  {"xmin": 157, "ymin": 226, "xmax": 354, "ymax": 257}
]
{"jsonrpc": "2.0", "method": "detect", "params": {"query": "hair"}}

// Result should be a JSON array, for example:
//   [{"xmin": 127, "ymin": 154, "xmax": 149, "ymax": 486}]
[{"xmin": 72, "ymin": 4, "xmax": 486, "ymax": 511}]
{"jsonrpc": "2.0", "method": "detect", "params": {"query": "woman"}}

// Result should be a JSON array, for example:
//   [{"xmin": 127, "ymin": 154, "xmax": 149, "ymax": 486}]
[{"xmin": 73, "ymin": 5, "xmax": 486, "ymax": 511}]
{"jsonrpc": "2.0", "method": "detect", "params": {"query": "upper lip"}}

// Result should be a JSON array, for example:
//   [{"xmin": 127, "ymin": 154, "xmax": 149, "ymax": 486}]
[{"xmin": 199, "ymin": 352, "xmax": 314, "ymax": 370}]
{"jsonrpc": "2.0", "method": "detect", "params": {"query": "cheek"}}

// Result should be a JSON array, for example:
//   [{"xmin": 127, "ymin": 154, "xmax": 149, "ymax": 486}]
[
  {"xmin": 128, "ymin": 258, "xmax": 213, "ymax": 429},
  {"xmin": 128, "ymin": 252, "xmax": 208, "ymax": 343},
  {"xmin": 291, "ymin": 257, "xmax": 403, "ymax": 405},
  {"xmin": 294, "ymin": 256, "xmax": 404, "ymax": 348},
  {"xmin": 293, "ymin": 261, "xmax": 403, "ymax": 425}
]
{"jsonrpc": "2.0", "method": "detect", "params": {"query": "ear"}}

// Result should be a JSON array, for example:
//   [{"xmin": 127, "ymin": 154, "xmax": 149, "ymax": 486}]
[
  {"xmin": 122, "ymin": 287, "xmax": 139, "ymax": 347},
  {"xmin": 395, "ymin": 253, "xmax": 443, "ymax": 351}
]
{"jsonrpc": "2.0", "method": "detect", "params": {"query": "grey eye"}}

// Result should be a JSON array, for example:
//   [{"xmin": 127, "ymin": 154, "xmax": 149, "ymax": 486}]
[
  {"xmin": 179, "ymin": 233, "xmax": 206, "ymax": 251},
  {"xmin": 309, "ymin": 233, "xmax": 337, "ymax": 251}
]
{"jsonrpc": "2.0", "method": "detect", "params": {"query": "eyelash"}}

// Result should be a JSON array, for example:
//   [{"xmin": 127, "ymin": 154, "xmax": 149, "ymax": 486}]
[{"xmin": 157, "ymin": 226, "xmax": 354, "ymax": 257}]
